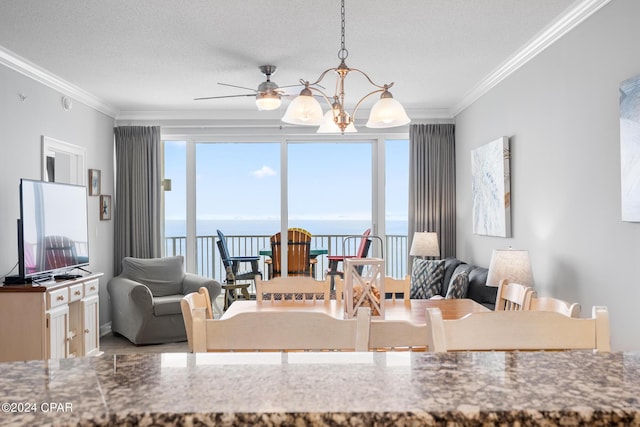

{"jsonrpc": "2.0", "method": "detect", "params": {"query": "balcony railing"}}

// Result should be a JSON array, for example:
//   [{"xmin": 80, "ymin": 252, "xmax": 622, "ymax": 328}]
[{"xmin": 164, "ymin": 234, "xmax": 408, "ymax": 284}]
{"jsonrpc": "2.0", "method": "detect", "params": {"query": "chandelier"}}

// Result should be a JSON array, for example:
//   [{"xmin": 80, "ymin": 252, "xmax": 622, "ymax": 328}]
[{"xmin": 281, "ymin": 0, "xmax": 410, "ymax": 134}]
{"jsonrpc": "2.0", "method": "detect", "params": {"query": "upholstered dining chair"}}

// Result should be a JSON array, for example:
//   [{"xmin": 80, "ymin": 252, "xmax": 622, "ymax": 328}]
[
  {"xmin": 495, "ymin": 279, "xmax": 536, "ymax": 311},
  {"xmin": 267, "ymin": 228, "xmax": 316, "ymax": 278}
]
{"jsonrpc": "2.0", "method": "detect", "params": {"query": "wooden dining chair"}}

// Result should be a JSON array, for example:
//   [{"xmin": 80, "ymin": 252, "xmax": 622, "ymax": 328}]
[
  {"xmin": 425, "ymin": 306, "xmax": 610, "ymax": 353},
  {"xmin": 255, "ymin": 275, "xmax": 331, "ymax": 302},
  {"xmin": 384, "ymin": 275, "xmax": 411, "ymax": 302},
  {"xmin": 180, "ymin": 287, "xmax": 214, "ymax": 352},
  {"xmin": 186, "ymin": 306, "xmax": 371, "ymax": 352},
  {"xmin": 531, "ymin": 297, "xmax": 581, "ymax": 318},
  {"xmin": 495, "ymin": 279, "xmax": 536, "ymax": 311},
  {"xmin": 267, "ymin": 228, "xmax": 315, "ymax": 278}
]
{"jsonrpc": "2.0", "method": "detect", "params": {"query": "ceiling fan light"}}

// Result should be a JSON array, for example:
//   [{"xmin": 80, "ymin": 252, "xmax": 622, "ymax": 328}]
[
  {"xmin": 317, "ymin": 110, "xmax": 357, "ymax": 133},
  {"xmin": 366, "ymin": 95, "xmax": 411, "ymax": 128},
  {"xmin": 281, "ymin": 93, "xmax": 323, "ymax": 125},
  {"xmin": 255, "ymin": 93, "xmax": 281, "ymax": 111}
]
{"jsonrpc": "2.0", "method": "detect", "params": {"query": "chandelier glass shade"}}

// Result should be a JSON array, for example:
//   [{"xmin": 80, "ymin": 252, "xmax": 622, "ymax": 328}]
[{"xmin": 281, "ymin": 0, "xmax": 410, "ymax": 134}]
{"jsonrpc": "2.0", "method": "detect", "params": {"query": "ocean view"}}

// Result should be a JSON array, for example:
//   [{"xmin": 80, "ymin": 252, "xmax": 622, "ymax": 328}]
[{"xmin": 165, "ymin": 219, "xmax": 408, "ymax": 238}]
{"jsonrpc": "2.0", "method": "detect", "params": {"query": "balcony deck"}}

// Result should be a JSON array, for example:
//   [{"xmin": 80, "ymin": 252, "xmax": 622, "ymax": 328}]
[{"xmin": 165, "ymin": 234, "xmax": 408, "ymax": 283}]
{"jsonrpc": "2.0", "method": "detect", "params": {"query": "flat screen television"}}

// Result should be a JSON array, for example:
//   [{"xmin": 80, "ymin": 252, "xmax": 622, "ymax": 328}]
[{"xmin": 18, "ymin": 179, "xmax": 90, "ymax": 281}]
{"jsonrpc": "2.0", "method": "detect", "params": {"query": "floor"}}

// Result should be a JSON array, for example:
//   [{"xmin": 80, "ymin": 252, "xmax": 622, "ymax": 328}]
[
  {"xmin": 100, "ymin": 333, "xmax": 189, "ymax": 355},
  {"xmin": 100, "ymin": 294, "xmax": 227, "ymax": 355}
]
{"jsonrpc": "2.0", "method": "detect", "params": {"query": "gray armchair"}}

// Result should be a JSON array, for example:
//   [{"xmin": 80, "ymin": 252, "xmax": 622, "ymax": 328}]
[{"xmin": 107, "ymin": 256, "xmax": 222, "ymax": 345}]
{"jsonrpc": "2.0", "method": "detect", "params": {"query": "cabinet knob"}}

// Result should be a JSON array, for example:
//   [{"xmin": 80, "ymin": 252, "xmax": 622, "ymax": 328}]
[
  {"xmin": 84, "ymin": 329, "xmax": 90, "ymax": 334},
  {"xmin": 75, "ymin": 290, "xmax": 81, "ymax": 296},
  {"xmin": 57, "ymin": 295, "xmax": 64, "ymax": 301},
  {"xmin": 90, "ymin": 286, "xmax": 96, "ymax": 291}
]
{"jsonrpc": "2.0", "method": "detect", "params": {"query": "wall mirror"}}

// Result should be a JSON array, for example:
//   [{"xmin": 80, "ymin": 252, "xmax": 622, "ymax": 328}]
[{"xmin": 42, "ymin": 136, "xmax": 86, "ymax": 185}]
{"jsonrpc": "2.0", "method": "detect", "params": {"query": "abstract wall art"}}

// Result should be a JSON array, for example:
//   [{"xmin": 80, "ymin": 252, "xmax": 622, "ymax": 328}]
[
  {"xmin": 471, "ymin": 136, "xmax": 511, "ymax": 237},
  {"xmin": 620, "ymin": 74, "xmax": 640, "ymax": 222}
]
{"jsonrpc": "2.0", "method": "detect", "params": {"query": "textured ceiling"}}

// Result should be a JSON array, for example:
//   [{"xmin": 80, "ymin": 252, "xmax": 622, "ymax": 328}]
[{"xmin": 0, "ymin": 0, "xmax": 580, "ymax": 117}]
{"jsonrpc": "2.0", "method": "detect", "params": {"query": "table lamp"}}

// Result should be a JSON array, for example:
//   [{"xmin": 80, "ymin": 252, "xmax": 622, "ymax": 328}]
[
  {"xmin": 485, "ymin": 248, "xmax": 534, "ymax": 287},
  {"xmin": 409, "ymin": 232, "xmax": 440, "ymax": 259}
]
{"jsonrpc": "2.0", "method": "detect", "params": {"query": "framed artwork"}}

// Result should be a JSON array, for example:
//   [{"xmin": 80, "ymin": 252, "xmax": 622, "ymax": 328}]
[
  {"xmin": 88, "ymin": 169, "xmax": 101, "ymax": 196},
  {"xmin": 471, "ymin": 136, "xmax": 511, "ymax": 237},
  {"xmin": 620, "ymin": 74, "xmax": 640, "ymax": 222},
  {"xmin": 100, "ymin": 195, "xmax": 111, "ymax": 220}
]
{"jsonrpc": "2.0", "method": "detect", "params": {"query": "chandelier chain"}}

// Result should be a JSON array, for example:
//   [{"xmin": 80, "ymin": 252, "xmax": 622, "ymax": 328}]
[{"xmin": 338, "ymin": 0, "xmax": 348, "ymax": 61}]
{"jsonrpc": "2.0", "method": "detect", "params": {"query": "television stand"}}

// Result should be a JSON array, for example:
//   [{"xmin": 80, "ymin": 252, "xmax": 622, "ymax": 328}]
[
  {"xmin": 0, "ymin": 272, "xmax": 103, "ymax": 362},
  {"xmin": 54, "ymin": 274, "xmax": 83, "ymax": 281}
]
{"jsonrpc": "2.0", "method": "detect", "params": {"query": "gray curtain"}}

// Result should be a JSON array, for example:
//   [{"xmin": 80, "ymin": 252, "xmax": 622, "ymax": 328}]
[
  {"xmin": 408, "ymin": 124, "xmax": 456, "ymax": 263},
  {"xmin": 113, "ymin": 126, "xmax": 162, "ymax": 275}
]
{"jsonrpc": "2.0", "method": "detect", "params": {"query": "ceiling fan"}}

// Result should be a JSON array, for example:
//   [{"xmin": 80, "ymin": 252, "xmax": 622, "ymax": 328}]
[{"xmin": 194, "ymin": 65, "xmax": 291, "ymax": 111}]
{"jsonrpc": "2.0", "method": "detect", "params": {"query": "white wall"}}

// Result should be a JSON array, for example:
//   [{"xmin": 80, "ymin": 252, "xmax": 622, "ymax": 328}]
[
  {"xmin": 0, "ymin": 65, "xmax": 115, "ymax": 328},
  {"xmin": 455, "ymin": 0, "xmax": 640, "ymax": 350}
]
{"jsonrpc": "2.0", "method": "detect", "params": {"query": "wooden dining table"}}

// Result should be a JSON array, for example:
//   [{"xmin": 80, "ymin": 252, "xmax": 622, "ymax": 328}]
[
  {"xmin": 222, "ymin": 298, "xmax": 489, "ymax": 322},
  {"xmin": 221, "ymin": 298, "xmax": 490, "ymax": 350}
]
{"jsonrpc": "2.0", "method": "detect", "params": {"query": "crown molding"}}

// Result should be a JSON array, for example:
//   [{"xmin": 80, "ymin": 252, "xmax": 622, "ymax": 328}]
[
  {"xmin": 115, "ymin": 107, "xmax": 452, "ymax": 126},
  {"xmin": 450, "ymin": 0, "xmax": 612, "ymax": 117},
  {"xmin": 0, "ymin": 45, "xmax": 120, "ymax": 118}
]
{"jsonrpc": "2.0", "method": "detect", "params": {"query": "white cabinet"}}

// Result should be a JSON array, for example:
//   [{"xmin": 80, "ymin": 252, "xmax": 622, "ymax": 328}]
[
  {"xmin": 0, "ymin": 273, "xmax": 103, "ymax": 362},
  {"xmin": 47, "ymin": 305, "xmax": 69, "ymax": 359}
]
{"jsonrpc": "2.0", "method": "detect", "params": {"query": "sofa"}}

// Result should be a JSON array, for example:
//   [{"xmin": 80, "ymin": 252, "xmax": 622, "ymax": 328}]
[
  {"xmin": 107, "ymin": 256, "xmax": 222, "ymax": 345},
  {"xmin": 410, "ymin": 256, "xmax": 498, "ymax": 310}
]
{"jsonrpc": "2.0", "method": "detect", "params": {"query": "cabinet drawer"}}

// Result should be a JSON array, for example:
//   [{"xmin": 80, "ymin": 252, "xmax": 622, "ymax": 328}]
[
  {"xmin": 84, "ymin": 279, "xmax": 99, "ymax": 297},
  {"xmin": 48, "ymin": 288, "xmax": 69, "ymax": 309},
  {"xmin": 69, "ymin": 284, "xmax": 84, "ymax": 302}
]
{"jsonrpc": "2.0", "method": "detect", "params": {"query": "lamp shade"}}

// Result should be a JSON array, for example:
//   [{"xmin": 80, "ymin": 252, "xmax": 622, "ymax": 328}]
[
  {"xmin": 366, "ymin": 96, "xmax": 411, "ymax": 128},
  {"xmin": 486, "ymin": 249, "xmax": 534, "ymax": 287},
  {"xmin": 255, "ymin": 93, "xmax": 281, "ymax": 111},
  {"xmin": 409, "ymin": 232, "xmax": 440, "ymax": 258},
  {"xmin": 281, "ymin": 93, "xmax": 323, "ymax": 125},
  {"xmin": 317, "ymin": 110, "xmax": 358, "ymax": 133}
]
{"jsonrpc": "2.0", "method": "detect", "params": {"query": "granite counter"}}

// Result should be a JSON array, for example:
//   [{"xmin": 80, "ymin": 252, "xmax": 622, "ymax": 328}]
[{"xmin": 0, "ymin": 351, "xmax": 639, "ymax": 426}]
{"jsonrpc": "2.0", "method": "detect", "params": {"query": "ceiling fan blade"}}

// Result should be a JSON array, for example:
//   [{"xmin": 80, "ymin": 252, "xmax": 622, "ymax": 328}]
[
  {"xmin": 217, "ymin": 82, "xmax": 258, "ymax": 92},
  {"xmin": 194, "ymin": 94, "xmax": 257, "ymax": 100}
]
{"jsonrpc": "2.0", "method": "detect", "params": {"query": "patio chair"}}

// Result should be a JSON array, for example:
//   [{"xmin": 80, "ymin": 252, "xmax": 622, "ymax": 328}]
[
  {"xmin": 267, "ymin": 228, "xmax": 316, "ymax": 278},
  {"xmin": 326, "ymin": 228, "xmax": 372, "ymax": 286},
  {"xmin": 216, "ymin": 229, "xmax": 262, "ymax": 310}
]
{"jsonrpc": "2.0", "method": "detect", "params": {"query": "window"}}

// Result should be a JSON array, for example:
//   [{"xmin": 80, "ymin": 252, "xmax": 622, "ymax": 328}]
[{"xmin": 163, "ymin": 137, "xmax": 409, "ymax": 282}]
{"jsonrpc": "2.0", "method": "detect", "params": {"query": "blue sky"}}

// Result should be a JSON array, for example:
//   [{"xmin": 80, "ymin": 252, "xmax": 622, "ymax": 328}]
[{"xmin": 164, "ymin": 139, "xmax": 408, "ymax": 223}]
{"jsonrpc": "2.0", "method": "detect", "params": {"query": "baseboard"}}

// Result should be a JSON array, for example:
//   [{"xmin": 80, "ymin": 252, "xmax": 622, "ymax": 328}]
[{"xmin": 100, "ymin": 322, "xmax": 112, "ymax": 337}]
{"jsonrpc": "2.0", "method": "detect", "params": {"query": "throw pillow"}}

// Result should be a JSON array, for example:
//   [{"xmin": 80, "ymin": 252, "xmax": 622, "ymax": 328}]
[
  {"xmin": 409, "ymin": 258, "xmax": 445, "ymax": 299},
  {"xmin": 445, "ymin": 270, "xmax": 469, "ymax": 299}
]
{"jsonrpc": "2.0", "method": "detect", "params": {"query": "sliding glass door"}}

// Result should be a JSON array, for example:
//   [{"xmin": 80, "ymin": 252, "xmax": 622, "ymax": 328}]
[{"xmin": 162, "ymin": 136, "xmax": 409, "ymax": 282}]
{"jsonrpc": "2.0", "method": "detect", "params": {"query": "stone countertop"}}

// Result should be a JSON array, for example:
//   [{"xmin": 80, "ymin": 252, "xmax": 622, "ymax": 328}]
[{"xmin": 0, "ymin": 351, "xmax": 639, "ymax": 426}]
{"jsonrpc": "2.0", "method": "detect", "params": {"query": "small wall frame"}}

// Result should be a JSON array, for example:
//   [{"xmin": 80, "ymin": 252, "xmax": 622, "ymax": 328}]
[
  {"xmin": 100, "ymin": 195, "xmax": 111, "ymax": 220},
  {"xmin": 88, "ymin": 169, "xmax": 101, "ymax": 196}
]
